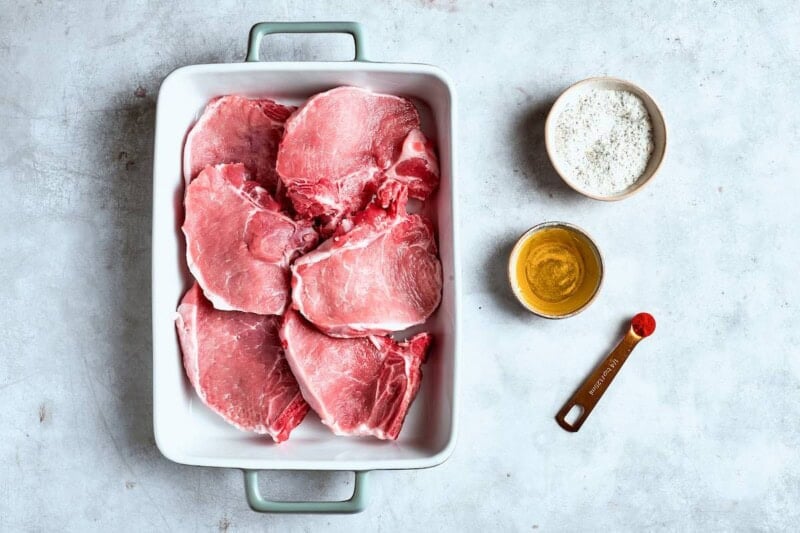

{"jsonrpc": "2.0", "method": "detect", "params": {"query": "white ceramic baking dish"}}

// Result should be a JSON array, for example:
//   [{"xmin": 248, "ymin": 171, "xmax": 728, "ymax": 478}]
[{"xmin": 151, "ymin": 22, "xmax": 459, "ymax": 513}]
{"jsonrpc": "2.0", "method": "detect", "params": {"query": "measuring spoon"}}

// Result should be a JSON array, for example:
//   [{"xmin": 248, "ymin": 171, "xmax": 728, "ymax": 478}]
[{"xmin": 556, "ymin": 313, "xmax": 656, "ymax": 432}]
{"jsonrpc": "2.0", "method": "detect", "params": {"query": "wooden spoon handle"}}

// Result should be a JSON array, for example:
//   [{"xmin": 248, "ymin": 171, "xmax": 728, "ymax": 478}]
[{"xmin": 555, "ymin": 329, "xmax": 641, "ymax": 432}]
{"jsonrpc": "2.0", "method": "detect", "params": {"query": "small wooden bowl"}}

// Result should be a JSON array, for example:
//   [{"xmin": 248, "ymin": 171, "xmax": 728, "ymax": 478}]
[{"xmin": 544, "ymin": 77, "xmax": 667, "ymax": 201}]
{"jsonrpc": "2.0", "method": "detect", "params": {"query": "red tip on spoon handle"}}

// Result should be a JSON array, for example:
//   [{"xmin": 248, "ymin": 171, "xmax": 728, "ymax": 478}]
[
  {"xmin": 555, "ymin": 313, "xmax": 655, "ymax": 432},
  {"xmin": 632, "ymin": 312, "xmax": 656, "ymax": 337}
]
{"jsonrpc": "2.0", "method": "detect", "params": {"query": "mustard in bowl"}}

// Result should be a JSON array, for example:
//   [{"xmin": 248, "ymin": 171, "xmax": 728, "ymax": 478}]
[{"xmin": 508, "ymin": 222, "xmax": 603, "ymax": 318}]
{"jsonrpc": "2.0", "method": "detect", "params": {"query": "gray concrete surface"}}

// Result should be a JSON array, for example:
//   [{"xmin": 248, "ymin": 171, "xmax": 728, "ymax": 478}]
[{"xmin": 2, "ymin": 1, "xmax": 799, "ymax": 531}]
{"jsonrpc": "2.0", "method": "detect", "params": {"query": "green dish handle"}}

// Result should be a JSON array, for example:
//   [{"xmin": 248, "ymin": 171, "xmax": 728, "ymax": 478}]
[
  {"xmin": 246, "ymin": 21, "xmax": 366, "ymax": 62},
  {"xmin": 243, "ymin": 470, "xmax": 370, "ymax": 514}
]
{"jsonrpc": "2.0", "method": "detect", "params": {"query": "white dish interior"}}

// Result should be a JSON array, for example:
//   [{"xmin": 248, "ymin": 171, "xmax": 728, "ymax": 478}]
[{"xmin": 152, "ymin": 62, "xmax": 458, "ymax": 471}]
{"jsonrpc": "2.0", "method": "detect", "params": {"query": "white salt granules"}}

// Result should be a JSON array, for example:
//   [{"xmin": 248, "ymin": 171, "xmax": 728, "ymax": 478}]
[{"xmin": 554, "ymin": 88, "xmax": 653, "ymax": 196}]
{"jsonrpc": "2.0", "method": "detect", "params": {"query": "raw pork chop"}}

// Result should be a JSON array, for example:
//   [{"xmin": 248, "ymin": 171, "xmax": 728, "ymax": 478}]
[
  {"xmin": 176, "ymin": 283, "xmax": 309, "ymax": 443},
  {"xmin": 276, "ymin": 86, "xmax": 439, "ymax": 232},
  {"xmin": 183, "ymin": 95, "xmax": 295, "ymax": 192},
  {"xmin": 183, "ymin": 163, "xmax": 318, "ymax": 315},
  {"xmin": 291, "ymin": 188, "xmax": 442, "ymax": 337},
  {"xmin": 280, "ymin": 309, "xmax": 431, "ymax": 440},
  {"xmin": 381, "ymin": 128, "xmax": 440, "ymax": 202}
]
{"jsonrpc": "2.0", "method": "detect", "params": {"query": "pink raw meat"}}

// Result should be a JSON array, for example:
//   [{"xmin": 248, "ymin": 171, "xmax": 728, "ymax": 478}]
[
  {"xmin": 183, "ymin": 163, "xmax": 318, "ymax": 315},
  {"xmin": 176, "ymin": 283, "xmax": 309, "ymax": 443},
  {"xmin": 381, "ymin": 128, "xmax": 440, "ymax": 202},
  {"xmin": 183, "ymin": 95, "xmax": 295, "ymax": 192},
  {"xmin": 280, "ymin": 309, "xmax": 431, "ymax": 440},
  {"xmin": 291, "ymin": 188, "xmax": 442, "ymax": 337},
  {"xmin": 276, "ymin": 86, "xmax": 439, "ymax": 233}
]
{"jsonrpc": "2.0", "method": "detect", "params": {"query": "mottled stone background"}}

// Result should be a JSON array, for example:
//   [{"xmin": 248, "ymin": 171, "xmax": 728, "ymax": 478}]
[{"xmin": 1, "ymin": 1, "xmax": 798, "ymax": 531}]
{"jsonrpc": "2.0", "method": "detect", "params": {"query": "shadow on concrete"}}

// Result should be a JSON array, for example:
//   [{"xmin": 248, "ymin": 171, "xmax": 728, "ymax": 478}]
[
  {"xmin": 482, "ymin": 235, "xmax": 530, "ymax": 319},
  {"xmin": 511, "ymin": 96, "xmax": 584, "ymax": 206},
  {"xmin": 96, "ymin": 87, "xmax": 161, "ymax": 466}
]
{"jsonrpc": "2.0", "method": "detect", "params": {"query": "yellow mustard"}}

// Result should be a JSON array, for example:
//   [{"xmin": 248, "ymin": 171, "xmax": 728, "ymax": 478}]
[{"xmin": 513, "ymin": 226, "xmax": 602, "ymax": 317}]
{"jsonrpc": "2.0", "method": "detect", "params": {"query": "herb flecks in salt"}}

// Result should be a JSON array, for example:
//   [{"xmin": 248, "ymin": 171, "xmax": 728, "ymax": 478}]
[{"xmin": 554, "ymin": 88, "xmax": 653, "ymax": 196}]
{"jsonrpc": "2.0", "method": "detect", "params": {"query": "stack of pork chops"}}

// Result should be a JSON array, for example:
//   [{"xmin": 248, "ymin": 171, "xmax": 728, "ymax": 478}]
[{"xmin": 174, "ymin": 87, "xmax": 442, "ymax": 443}]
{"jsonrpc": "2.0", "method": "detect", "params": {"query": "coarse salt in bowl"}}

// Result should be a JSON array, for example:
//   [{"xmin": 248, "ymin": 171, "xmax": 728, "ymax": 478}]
[{"xmin": 544, "ymin": 77, "xmax": 667, "ymax": 201}]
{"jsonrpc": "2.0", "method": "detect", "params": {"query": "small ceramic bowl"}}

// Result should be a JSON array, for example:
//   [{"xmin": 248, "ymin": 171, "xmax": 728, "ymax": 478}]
[
  {"xmin": 508, "ymin": 221, "xmax": 604, "ymax": 319},
  {"xmin": 544, "ymin": 77, "xmax": 667, "ymax": 201}
]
